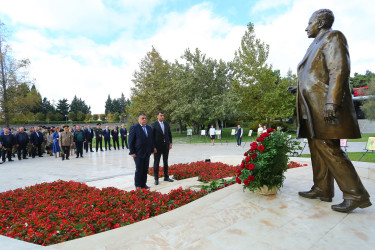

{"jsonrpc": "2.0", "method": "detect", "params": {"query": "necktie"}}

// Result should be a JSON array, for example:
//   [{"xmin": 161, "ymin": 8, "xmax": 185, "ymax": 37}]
[
  {"xmin": 36, "ymin": 132, "xmax": 39, "ymax": 137},
  {"xmin": 160, "ymin": 122, "xmax": 165, "ymax": 134},
  {"xmin": 143, "ymin": 126, "xmax": 148, "ymax": 137}
]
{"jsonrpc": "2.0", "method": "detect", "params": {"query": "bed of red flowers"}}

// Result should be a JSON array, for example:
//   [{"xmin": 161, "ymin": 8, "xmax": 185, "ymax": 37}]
[
  {"xmin": 148, "ymin": 161, "xmax": 239, "ymax": 182},
  {"xmin": 0, "ymin": 180, "xmax": 207, "ymax": 246}
]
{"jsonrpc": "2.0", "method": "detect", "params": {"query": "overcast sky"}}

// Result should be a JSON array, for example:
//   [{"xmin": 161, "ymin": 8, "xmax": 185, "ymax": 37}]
[{"xmin": 0, "ymin": 0, "xmax": 374, "ymax": 114}]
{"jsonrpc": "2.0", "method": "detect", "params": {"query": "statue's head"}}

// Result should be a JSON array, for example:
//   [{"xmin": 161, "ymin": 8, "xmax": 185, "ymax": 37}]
[
  {"xmin": 312, "ymin": 9, "xmax": 334, "ymax": 29},
  {"xmin": 306, "ymin": 9, "xmax": 334, "ymax": 38}
]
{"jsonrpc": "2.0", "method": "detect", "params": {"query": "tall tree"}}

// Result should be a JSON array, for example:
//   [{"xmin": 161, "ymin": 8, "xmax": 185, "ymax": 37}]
[
  {"xmin": 70, "ymin": 95, "xmax": 91, "ymax": 114},
  {"xmin": 104, "ymin": 95, "xmax": 113, "ymax": 115},
  {"xmin": 56, "ymin": 98, "xmax": 70, "ymax": 117},
  {"xmin": 168, "ymin": 48, "xmax": 236, "ymax": 131},
  {"xmin": 0, "ymin": 22, "xmax": 34, "ymax": 126},
  {"xmin": 130, "ymin": 46, "xmax": 172, "ymax": 121},
  {"xmin": 232, "ymin": 22, "xmax": 289, "ymax": 124}
]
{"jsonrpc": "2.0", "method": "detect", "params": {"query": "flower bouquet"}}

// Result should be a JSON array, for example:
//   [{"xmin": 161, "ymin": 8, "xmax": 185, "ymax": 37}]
[{"xmin": 236, "ymin": 128, "xmax": 300, "ymax": 194}]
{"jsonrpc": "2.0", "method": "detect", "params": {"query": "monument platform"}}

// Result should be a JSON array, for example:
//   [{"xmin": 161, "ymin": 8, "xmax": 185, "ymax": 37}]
[{"xmin": 0, "ymin": 144, "xmax": 374, "ymax": 249}]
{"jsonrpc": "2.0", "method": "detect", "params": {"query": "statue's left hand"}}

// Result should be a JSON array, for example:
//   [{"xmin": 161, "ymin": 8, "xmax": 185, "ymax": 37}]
[{"xmin": 324, "ymin": 103, "xmax": 338, "ymax": 123}]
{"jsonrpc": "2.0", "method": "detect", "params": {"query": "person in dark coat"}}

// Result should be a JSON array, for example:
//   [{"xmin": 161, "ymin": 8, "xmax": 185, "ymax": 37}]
[
  {"xmin": 151, "ymin": 111, "xmax": 174, "ymax": 185},
  {"xmin": 129, "ymin": 114, "xmax": 154, "ymax": 189},
  {"xmin": 103, "ymin": 125, "xmax": 111, "ymax": 150},
  {"xmin": 84, "ymin": 125, "xmax": 94, "ymax": 153},
  {"xmin": 15, "ymin": 127, "xmax": 29, "ymax": 160},
  {"xmin": 0, "ymin": 128, "xmax": 15, "ymax": 162},
  {"xmin": 111, "ymin": 126, "xmax": 120, "ymax": 150},
  {"xmin": 73, "ymin": 125, "xmax": 85, "ymax": 158},
  {"xmin": 120, "ymin": 124, "xmax": 128, "ymax": 149},
  {"xmin": 30, "ymin": 127, "xmax": 44, "ymax": 158},
  {"xmin": 95, "ymin": 123, "xmax": 103, "ymax": 152}
]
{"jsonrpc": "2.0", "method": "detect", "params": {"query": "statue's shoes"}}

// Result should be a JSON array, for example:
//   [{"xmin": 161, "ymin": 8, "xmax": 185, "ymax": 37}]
[
  {"xmin": 331, "ymin": 199, "xmax": 372, "ymax": 213},
  {"xmin": 298, "ymin": 190, "xmax": 333, "ymax": 202}
]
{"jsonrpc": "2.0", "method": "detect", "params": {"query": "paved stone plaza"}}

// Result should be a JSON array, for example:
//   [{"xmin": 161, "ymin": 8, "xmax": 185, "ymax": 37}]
[{"xmin": 0, "ymin": 142, "xmax": 374, "ymax": 249}]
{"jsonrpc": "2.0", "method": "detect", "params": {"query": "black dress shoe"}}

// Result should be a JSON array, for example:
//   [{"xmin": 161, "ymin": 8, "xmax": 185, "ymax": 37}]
[
  {"xmin": 298, "ymin": 190, "xmax": 332, "ymax": 202},
  {"xmin": 9, "ymin": 159, "xmax": 14, "ymax": 162},
  {"xmin": 164, "ymin": 178, "xmax": 174, "ymax": 182},
  {"xmin": 23, "ymin": 157, "xmax": 28, "ymax": 159},
  {"xmin": 76, "ymin": 156, "xmax": 79, "ymax": 158},
  {"xmin": 66, "ymin": 157, "xmax": 70, "ymax": 160},
  {"xmin": 155, "ymin": 179, "xmax": 159, "ymax": 185},
  {"xmin": 332, "ymin": 199, "xmax": 372, "ymax": 213},
  {"xmin": 144, "ymin": 185, "xmax": 151, "ymax": 190},
  {"xmin": 39, "ymin": 155, "xmax": 43, "ymax": 157}
]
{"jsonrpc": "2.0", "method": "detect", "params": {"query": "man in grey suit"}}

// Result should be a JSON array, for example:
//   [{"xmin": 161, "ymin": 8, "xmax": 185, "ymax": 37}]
[
  {"xmin": 151, "ymin": 111, "xmax": 174, "ymax": 185},
  {"xmin": 289, "ymin": 9, "xmax": 371, "ymax": 212}
]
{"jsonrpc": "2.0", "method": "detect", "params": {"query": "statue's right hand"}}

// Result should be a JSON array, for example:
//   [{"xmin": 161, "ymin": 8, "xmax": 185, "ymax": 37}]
[{"xmin": 287, "ymin": 86, "xmax": 297, "ymax": 94}]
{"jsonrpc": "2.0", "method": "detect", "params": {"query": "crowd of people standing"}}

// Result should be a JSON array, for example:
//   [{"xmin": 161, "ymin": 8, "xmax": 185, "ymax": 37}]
[{"xmin": 0, "ymin": 123, "xmax": 130, "ymax": 164}]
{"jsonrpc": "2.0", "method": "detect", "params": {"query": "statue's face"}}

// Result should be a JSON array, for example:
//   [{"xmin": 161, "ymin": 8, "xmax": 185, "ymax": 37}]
[{"xmin": 305, "ymin": 15, "xmax": 320, "ymax": 38}]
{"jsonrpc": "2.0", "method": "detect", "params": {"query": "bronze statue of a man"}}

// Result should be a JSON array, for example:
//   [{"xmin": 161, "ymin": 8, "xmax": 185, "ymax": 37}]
[{"xmin": 291, "ymin": 9, "xmax": 371, "ymax": 212}]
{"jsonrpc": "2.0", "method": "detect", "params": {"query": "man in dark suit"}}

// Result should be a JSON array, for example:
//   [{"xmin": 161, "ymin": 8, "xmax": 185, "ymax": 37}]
[
  {"xmin": 151, "ymin": 111, "xmax": 173, "ymax": 185},
  {"xmin": 289, "ymin": 9, "xmax": 371, "ymax": 212},
  {"xmin": 120, "ymin": 124, "xmax": 128, "ymax": 149},
  {"xmin": 15, "ymin": 127, "xmax": 29, "ymax": 160},
  {"xmin": 95, "ymin": 123, "xmax": 103, "ymax": 152},
  {"xmin": 30, "ymin": 127, "xmax": 44, "ymax": 158},
  {"xmin": 128, "ymin": 113, "xmax": 154, "ymax": 189},
  {"xmin": 103, "ymin": 125, "xmax": 111, "ymax": 150},
  {"xmin": 0, "ymin": 128, "xmax": 15, "ymax": 162},
  {"xmin": 84, "ymin": 125, "xmax": 94, "ymax": 152},
  {"xmin": 111, "ymin": 126, "xmax": 120, "ymax": 150}
]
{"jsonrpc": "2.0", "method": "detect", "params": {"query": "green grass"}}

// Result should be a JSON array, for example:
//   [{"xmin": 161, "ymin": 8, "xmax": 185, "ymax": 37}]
[
  {"xmin": 300, "ymin": 152, "xmax": 375, "ymax": 163},
  {"xmin": 347, "ymin": 133, "xmax": 375, "ymax": 142},
  {"xmin": 88, "ymin": 129, "xmax": 374, "ymax": 148},
  {"xmin": 171, "ymin": 128, "xmax": 298, "ymax": 144}
]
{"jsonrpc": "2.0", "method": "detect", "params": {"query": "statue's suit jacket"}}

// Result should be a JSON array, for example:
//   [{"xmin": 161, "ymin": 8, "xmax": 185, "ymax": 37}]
[{"xmin": 297, "ymin": 29, "xmax": 361, "ymax": 139}]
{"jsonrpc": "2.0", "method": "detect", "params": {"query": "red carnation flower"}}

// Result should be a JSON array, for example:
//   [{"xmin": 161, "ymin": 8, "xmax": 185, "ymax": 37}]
[
  {"xmin": 245, "ymin": 156, "xmax": 251, "ymax": 162},
  {"xmin": 256, "ymin": 137, "xmax": 264, "ymax": 142},
  {"xmin": 261, "ymin": 132, "xmax": 270, "ymax": 138},
  {"xmin": 248, "ymin": 163, "xmax": 255, "ymax": 170},
  {"xmin": 244, "ymin": 179, "xmax": 250, "ymax": 185},
  {"xmin": 236, "ymin": 177, "xmax": 242, "ymax": 184},
  {"xmin": 248, "ymin": 175, "xmax": 255, "ymax": 181},
  {"xmin": 244, "ymin": 152, "xmax": 247, "ymax": 156},
  {"xmin": 258, "ymin": 145, "xmax": 265, "ymax": 151},
  {"xmin": 250, "ymin": 142, "xmax": 258, "ymax": 146},
  {"xmin": 267, "ymin": 128, "xmax": 274, "ymax": 133},
  {"xmin": 251, "ymin": 153, "xmax": 257, "ymax": 159}
]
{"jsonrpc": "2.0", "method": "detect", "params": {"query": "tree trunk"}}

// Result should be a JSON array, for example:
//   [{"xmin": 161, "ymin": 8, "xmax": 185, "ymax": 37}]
[
  {"xmin": 266, "ymin": 118, "xmax": 271, "ymax": 128},
  {"xmin": 178, "ymin": 120, "xmax": 182, "ymax": 134},
  {"xmin": 0, "ymin": 45, "xmax": 9, "ymax": 127}
]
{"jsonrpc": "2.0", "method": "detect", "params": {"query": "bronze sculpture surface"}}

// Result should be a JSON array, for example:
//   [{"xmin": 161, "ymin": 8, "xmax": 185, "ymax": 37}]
[{"xmin": 290, "ymin": 9, "xmax": 371, "ymax": 212}]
